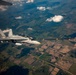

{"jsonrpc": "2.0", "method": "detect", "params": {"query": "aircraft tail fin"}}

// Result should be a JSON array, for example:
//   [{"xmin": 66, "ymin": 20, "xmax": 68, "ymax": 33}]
[
  {"xmin": 0, "ymin": 29, "xmax": 6, "ymax": 38},
  {"xmin": 8, "ymin": 29, "xmax": 13, "ymax": 37}
]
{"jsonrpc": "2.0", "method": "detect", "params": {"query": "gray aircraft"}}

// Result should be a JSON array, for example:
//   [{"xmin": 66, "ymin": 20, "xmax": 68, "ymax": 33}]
[
  {"xmin": 0, "ymin": 0, "xmax": 12, "ymax": 6},
  {"xmin": 0, "ymin": 29, "xmax": 40, "ymax": 45}
]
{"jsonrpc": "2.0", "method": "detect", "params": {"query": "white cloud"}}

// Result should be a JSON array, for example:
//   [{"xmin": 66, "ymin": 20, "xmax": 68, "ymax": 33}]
[
  {"xmin": 46, "ymin": 7, "xmax": 52, "ymax": 10},
  {"xmin": 26, "ymin": 0, "xmax": 34, "ymax": 3},
  {"xmin": 27, "ymin": 27, "xmax": 33, "ymax": 31},
  {"xmin": 15, "ymin": 16, "xmax": 22, "ymax": 19},
  {"xmin": 46, "ymin": 18, "xmax": 52, "ymax": 22},
  {"xmin": 10, "ymin": 0, "xmax": 25, "ymax": 6},
  {"xmin": 37, "ymin": 6, "xmax": 51, "ymax": 11},
  {"xmin": 46, "ymin": 15, "xmax": 63, "ymax": 22},
  {"xmin": 37, "ymin": 6, "xmax": 46, "ymax": 11}
]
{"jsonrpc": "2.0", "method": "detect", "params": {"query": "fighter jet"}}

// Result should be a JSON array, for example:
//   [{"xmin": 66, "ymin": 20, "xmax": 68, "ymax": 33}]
[
  {"xmin": 0, "ymin": 29, "xmax": 40, "ymax": 45},
  {"xmin": 0, "ymin": 0, "xmax": 12, "ymax": 6}
]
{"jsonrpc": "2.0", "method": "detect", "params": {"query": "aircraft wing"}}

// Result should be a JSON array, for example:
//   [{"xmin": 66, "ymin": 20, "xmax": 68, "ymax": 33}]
[
  {"xmin": 0, "ymin": 38, "xmax": 22, "ymax": 43},
  {"xmin": 0, "ymin": 0, "xmax": 12, "ymax": 5},
  {"xmin": 0, "ymin": 38, "xmax": 23, "ymax": 46}
]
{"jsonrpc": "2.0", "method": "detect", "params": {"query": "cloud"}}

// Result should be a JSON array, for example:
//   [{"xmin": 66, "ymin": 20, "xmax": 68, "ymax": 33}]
[
  {"xmin": 15, "ymin": 16, "xmax": 22, "ymax": 19},
  {"xmin": 27, "ymin": 27, "xmax": 33, "ymax": 31},
  {"xmin": 26, "ymin": 0, "xmax": 34, "ymax": 3},
  {"xmin": 37, "ymin": 6, "xmax": 46, "ymax": 11},
  {"xmin": 46, "ymin": 15, "xmax": 63, "ymax": 22},
  {"xmin": 46, "ymin": 7, "xmax": 52, "ymax": 10},
  {"xmin": 46, "ymin": 18, "xmax": 52, "ymax": 22},
  {"xmin": 37, "ymin": 6, "xmax": 51, "ymax": 11},
  {"xmin": 10, "ymin": 0, "xmax": 25, "ymax": 6}
]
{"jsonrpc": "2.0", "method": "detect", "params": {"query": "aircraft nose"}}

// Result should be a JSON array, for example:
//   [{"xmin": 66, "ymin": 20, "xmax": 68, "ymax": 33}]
[
  {"xmin": 37, "ymin": 42, "xmax": 41, "ymax": 44},
  {"xmin": 34, "ymin": 41, "xmax": 41, "ymax": 44},
  {"xmin": 31, "ymin": 41, "xmax": 41, "ymax": 45}
]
